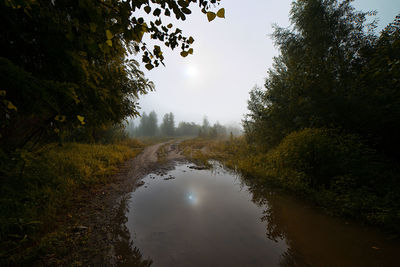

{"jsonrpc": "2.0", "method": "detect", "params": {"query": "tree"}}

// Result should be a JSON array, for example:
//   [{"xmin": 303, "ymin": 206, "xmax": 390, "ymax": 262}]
[
  {"xmin": 244, "ymin": 0, "xmax": 379, "ymax": 148},
  {"xmin": 134, "ymin": 111, "xmax": 158, "ymax": 136},
  {"xmin": 0, "ymin": 0, "xmax": 225, "ymax": 151},
  {"xmin": 199, "ymin": 116, "xmax": 210, "ymax": 137},
  {"xmin": 137, "ymin": 112, "xmax": 149, "ymax": 136},
  {"xmin": 176, "ymin": 122, "xmax": 200, "ymax": 136},
  {"xmin": 147, "ymin": 111, "xmax": 159, "ymax": 137},
  {"xmin": 160, "ymin": 112, "xmax": 175, "ymax": 136},
  {"xmin": 352, "ymin": 15, "xmax": 400, "ymax": 158}
]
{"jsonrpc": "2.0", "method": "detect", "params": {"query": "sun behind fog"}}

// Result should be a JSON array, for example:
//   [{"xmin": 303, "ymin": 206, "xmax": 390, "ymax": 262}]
[{"xmin": 185, "ymin": 65, "xmax": 198, "ymax": 77}]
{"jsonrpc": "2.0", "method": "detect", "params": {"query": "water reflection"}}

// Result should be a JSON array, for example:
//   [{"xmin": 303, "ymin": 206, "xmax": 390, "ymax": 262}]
[
  {"xmin": 187, "ymin": 193, "xmax": 198, "ymax": 205},
  {"xmin": 245, "ymin": 181, "xmax": 400, "ymax": 267},
  {"xmin": 123, "ymin": 162, "xmax": 399, "ymax": 267},
  {"xmin": 112, "ymin": 196, "xmax": 153, "ymax": 266}
]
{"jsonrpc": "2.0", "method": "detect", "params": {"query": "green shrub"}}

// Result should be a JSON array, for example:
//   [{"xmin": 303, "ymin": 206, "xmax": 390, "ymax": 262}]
[{"xmin": 268, "ymin": 128, "xmax": 383, "ymax": 189}]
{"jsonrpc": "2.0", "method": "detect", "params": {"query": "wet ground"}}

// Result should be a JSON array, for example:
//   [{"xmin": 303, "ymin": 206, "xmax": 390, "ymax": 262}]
[{"xmin": 120, "ymin": 162, "xmax": 399, "ymax": 267}]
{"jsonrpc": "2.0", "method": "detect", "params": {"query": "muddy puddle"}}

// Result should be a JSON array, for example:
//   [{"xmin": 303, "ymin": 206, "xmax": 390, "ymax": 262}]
[{"xmin": 118, "ymin": 162, "xmax": 399, "ymax": 266}]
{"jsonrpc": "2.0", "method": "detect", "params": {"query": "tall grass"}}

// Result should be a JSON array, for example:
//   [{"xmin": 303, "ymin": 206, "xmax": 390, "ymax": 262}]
[{"xmin": 0, "ymin": 140, "xmax": 144, "ymax": 264}]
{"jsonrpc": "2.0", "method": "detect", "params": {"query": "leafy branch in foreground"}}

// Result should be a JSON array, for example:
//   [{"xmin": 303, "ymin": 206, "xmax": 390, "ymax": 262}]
[{"xmin": 0, "ymin": 0, "xmax": 225, "ymax": 150}]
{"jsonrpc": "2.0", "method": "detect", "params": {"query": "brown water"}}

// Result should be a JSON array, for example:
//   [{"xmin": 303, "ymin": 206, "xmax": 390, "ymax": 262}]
[{"xmin": 121, "ymin": 162, "xmax": 399, "ymax": 266}]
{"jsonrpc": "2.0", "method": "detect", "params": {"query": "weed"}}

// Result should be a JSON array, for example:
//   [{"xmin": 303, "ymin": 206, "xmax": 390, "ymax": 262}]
[{"xmin": 0, "ymin": 139, "xmax": 144, "ymax": 264}]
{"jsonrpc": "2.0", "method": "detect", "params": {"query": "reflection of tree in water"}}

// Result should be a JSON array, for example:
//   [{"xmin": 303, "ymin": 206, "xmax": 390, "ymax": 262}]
[
  {"xmin": 242, "ymin": 178, "xmax": 310, "ymax": 267},
  {"xmin": 112, "ymin": 196, "xmax": 153, "ymax": 267},
  {"xmin": 279, "ymin": 248, "xmax": 310, "ymax": 267}
]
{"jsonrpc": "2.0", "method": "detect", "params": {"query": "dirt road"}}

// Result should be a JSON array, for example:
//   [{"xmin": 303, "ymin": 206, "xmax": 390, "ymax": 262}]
[{"xmin": 42, "ymin": 140, "xmax": 185, "ymax": 266}]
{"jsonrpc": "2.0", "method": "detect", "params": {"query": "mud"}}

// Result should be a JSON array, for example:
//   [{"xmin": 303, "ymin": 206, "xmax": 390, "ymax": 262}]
[{"xmin": 41, "ymin": 140, "xmax": 185, "ymax": 266}]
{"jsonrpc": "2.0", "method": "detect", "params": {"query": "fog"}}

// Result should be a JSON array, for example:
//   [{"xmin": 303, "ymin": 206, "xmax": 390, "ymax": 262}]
[{"xmin": 132, "ymin": 0, "xmax": 399, "ymax": 126}]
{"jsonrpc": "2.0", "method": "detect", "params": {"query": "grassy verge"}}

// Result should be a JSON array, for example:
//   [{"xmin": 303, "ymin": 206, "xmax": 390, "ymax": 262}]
[
  {"xmin": 179, "ymin": 138, "xmax": 219, "ymax": 167},
  {"xmin": 0, "ymin": 139, "xmax": 144, "ymax": 265},
  {"xmin": 180, "ymin": 133, "xmax": 400, "ymax": 234},
  {"xmin": 156, "ymin": 142, "xmax": 170, "ymax": 163}
]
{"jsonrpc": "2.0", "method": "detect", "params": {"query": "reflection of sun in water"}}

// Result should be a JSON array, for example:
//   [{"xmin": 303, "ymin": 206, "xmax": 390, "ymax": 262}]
[
  {"xmin": 186, "ymin": 65, "xmax": 198, "ymax": 78},
  {"xmin": 187, "ymin": 192, "xmax": 198, "ymax": 205}
]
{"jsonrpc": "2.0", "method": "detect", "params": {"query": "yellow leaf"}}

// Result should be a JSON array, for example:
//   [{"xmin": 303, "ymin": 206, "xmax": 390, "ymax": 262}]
[
  {"xmin": 106, "ymin": 29, "xmax": 113, "ymax": 40},
  {"xmin": 77, "ymin": 115, "xmax": 85, "ymax": 125},
  {"xmin": 207, "ymin": 12, "xmax": 216, "ymax": 22},
  {"xmin": 142, "ymin": 23, "xmax": 148, "ymax": 32},
  {"xmin": 106, "ymin": 39, "xmax": 112, "ymax": 47},
  {"xmin": 216, "ymin": 8, "xmax": 225, "ymax": 18},
  {"xmin": 7, "ymin": 101, "xmax": 17, "ymax": 111},
  {"xmin": 54, "ymin": 115, "xmax": 66, "ymax": 122},
  {"xmin": 134, "ymin": 31, "xmax": 144, "ymax": 42}
]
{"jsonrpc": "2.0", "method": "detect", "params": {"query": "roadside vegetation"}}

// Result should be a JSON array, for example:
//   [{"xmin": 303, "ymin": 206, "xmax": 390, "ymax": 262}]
[
  {"xmin": 1, "ymin": 0, "xmax": 399, "ymax": 263},
  {"xmin": 0, "ymin": 138, "xmax": 144, "ymax": 264},
  {"xmin": 181, "ymin": 1, "xmax": 400, "ymax": 234},
  {"xmin": 180, "ymin": 134, "xmax": 400, "ymax": 234},
  {"xmin": 0, "ymin": 0, "xmax": 225, "ymax": 264}
]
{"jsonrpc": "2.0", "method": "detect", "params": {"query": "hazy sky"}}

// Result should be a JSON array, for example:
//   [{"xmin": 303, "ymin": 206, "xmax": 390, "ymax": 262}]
[{"xmin": 133, "ymin": 0, "xmax": 399, "ymax": 126}]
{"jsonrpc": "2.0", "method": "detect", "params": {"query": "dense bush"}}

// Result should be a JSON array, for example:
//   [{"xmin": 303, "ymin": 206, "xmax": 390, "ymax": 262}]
[
  {"xmin": 268, "ymin": 128, "xmax": 388, "ymax": 188},
  {"xmin": 227, "ymin": 130, "xmax": 400, "ymax": 232}
]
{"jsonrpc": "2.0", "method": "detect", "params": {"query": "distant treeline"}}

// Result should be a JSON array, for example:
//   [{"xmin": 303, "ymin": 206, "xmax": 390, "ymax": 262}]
[{"xmin": 126, "ymin": 111, "xmax": 241, "ymax": 138}]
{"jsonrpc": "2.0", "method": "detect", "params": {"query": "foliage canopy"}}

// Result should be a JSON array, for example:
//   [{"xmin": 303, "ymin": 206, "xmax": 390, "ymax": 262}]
[
  {"xmin": 0, "ymin": 0, "xmax": 225, "ymax": 150},
  {"xmin": 244, "ymin": 0, "xmax": 400, "ymax": 159}
]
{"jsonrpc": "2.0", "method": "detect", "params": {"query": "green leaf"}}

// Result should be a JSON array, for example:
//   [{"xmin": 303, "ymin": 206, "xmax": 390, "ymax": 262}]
[
  {"xmin": 216, "ymin": 8, "xmax": 225, "ymax": 18},
  {"xmin": 89, "ymin": 23, "xmax": 97, "ymax": 32},
  {"xmin": 180, "ymin": 51, "xmax": 189, "ymax": 57},
  {"xmin": 207, "ymin": 12, "xmax": 216, "ymax": 22},
  {"xmin": 144, "ymin": 6, "xmax": 151, "ymax": 14},
  {"xmin": 187, "ymin": 36, "xmax": 194, "ymax": 44},
  {"xmin": 106, "ymin": 39, "xmax": 112, "ymax": 47},
  {"xmin": 188, "ymin": 48, "xmax": 193, "ymax": 55},
  {"xmin": 145, "ymin": 63, "xmax": 154, "ymax": 70},
  {"xmin": 167, "ymin": 23, "xmax": 173, "ymax": 28},
  {"xmin": 106, "ymin": 30, "xmax": 113, "ymax": 40},
  {"xmin": 0, "ymin": 90, "xmax": 6, "ymax": 97}
]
